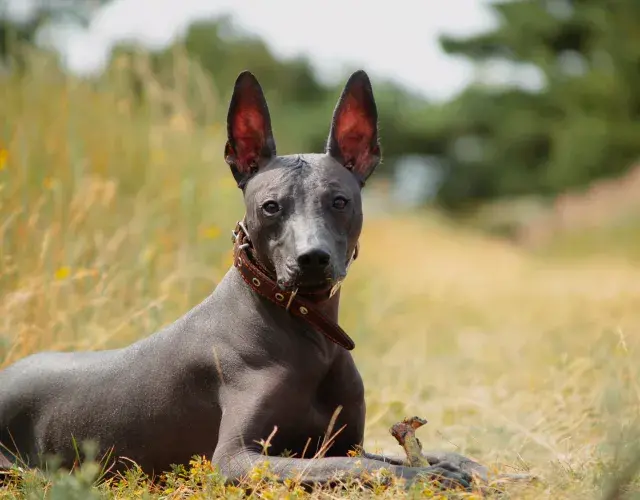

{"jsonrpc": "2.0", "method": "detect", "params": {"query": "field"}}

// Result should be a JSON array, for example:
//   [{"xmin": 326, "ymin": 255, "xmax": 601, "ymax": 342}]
[{"xmin": 1, "ymin": 52, "xmax": 640, "ymax": 499}]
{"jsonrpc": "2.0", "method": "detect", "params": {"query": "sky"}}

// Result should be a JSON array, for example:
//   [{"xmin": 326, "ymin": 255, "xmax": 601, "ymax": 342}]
[{"xmin": 5, "ymin": 0, "xmax": 542, "ymax": 101}]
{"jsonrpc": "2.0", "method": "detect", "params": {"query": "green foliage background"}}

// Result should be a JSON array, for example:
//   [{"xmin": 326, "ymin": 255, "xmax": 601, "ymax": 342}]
[{"xmin": 3, "ymin": 0, "xmax": 638, "ymax": 210}]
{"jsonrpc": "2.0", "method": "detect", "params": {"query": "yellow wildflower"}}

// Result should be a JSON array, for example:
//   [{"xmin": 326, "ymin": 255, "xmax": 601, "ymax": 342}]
[
  {"xmin": 201, "ymin": 225, "xmax": 221, "ymax": 240},
  {"xmin": 54, "ymin": 267, "xmax": 71, "ymax": 280},
  {"xmin": 0, "ymin": 148, "xmax": 7, "ymax": 171}
]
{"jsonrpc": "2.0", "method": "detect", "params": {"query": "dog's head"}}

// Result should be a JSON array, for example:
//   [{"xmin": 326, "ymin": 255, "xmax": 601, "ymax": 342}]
[{"xmin": 224, "ymin": 70, "xmax": 380, "ymax": 292}]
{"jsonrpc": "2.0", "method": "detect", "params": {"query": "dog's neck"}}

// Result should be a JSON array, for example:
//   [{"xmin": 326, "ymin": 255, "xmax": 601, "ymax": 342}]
[
  {"xmin": 314, "ymin": 290, "xmax": 340, "ymax": 323},
  {"xmin": 231, "ymin": 219, "xmax": 356, "ymax": 351}
]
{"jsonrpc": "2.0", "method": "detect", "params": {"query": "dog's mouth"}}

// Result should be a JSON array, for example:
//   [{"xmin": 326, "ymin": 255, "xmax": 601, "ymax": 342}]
[{"xmin": 277, "ymin": 269, "xmax": 345, "ymax": 294}]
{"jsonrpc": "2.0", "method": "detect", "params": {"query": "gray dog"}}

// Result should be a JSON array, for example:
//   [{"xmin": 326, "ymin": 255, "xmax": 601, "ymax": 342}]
[{"xmin": 0, "ymin": 70, "xmax": 474, "ymax": 489}]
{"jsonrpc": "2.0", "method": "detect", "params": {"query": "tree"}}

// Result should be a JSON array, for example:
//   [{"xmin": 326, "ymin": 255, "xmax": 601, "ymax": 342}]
[
  {"xmin": 0, "ymin": 1, "xmax": 109, "ymax": 64},
  {"xmin": 429, "ymin": 0, "xmax": 640, "ymax": 208}
]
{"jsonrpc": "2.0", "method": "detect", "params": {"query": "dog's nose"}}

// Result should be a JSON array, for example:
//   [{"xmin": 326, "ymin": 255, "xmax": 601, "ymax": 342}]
[{"xmin": 297, "ymin": 248, "xmax": 331, "ymax": 269}]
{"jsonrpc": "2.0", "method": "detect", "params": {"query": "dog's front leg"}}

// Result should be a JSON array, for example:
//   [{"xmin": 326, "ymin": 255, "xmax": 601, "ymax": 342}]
[
  {"xmin": 212, "ymin": 447, "xmax": 471, "ymax": 490},
  {"xmin": 211, "ymin": 410, "xmax": 472, "ymax": 490}
]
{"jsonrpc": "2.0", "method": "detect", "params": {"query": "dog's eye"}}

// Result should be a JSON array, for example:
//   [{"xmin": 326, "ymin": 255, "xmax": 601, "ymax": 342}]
[
  {"xmin": 262, "ymin": 201, "xmax": 281, "ymax": 215},
  {"xmin": 333, "ymin": 196, "xmax": 349, "ymax": 210}
]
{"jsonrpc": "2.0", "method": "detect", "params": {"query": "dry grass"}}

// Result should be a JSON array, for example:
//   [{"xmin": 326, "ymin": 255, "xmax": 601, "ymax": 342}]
[{"xmin": 1, "ymin": 50, "xmax": 640, "ymax": 499}]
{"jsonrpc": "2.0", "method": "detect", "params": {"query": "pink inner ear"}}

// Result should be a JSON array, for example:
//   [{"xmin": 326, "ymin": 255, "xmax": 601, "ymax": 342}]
[
  {"xmin": 231, "ymin": 107, "xmax": 266, "ymax": 172},
  {"xmin": 335, "ymin": 94, "xmax": 375, "ymax": 173}
]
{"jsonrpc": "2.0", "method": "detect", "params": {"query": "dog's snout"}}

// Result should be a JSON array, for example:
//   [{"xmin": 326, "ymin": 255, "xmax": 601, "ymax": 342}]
[{"xmin": 297, "ymin": 248, "xmax": 331, "ymax": 269}]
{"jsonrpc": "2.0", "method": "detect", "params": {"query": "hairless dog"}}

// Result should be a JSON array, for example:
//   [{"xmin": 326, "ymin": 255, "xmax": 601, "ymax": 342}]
[{"xmin": 0, "ymin": 70, "xmax": 474, "ymax": 489}]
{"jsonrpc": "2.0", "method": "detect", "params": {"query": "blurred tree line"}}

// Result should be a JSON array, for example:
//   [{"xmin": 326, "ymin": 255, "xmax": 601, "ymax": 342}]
[
  {"xmin": 2, "ymin": 0, "xmax": 639, "ymax": 210},
  {"xmin": 437, "ymin": 0, "xmax": 640, "ymax": 208},
  {"xmin": 0, "ymin": 1, "xmax": 108, "ymax": 63}
]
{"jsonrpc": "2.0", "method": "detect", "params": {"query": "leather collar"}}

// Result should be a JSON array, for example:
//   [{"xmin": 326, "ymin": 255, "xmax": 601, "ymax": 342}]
[{"xmin": 231, "ymin": 220, "xmax": 357, "ymax": 351}]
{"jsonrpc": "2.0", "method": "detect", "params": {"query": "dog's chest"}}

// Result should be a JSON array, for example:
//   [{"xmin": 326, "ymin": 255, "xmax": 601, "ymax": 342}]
[
  {"xmin": 265, "ymin": 393, "xmax": 354, "ymax": 458},
  {"xmin": 257, "ymin": 362, "xmax": 363, "ymax": 457}
]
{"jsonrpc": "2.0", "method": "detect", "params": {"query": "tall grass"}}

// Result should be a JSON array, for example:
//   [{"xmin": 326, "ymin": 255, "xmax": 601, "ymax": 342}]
[
  {"xmin": 0, "ymin": 47, "xmax": 239, "ymax": 362},
  {"xmin": 1, "ymin": 48, "xmax": 640, "ymax": 498}
]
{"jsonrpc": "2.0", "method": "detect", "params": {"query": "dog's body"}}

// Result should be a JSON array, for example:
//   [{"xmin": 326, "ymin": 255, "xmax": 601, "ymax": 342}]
[
  {"xmin": 0, "ymin": 71, "xmax": 472, "ymax": 488},
  {"xmin": 1, "ymin": 268, "xmax": 365, "ymax": 478}
]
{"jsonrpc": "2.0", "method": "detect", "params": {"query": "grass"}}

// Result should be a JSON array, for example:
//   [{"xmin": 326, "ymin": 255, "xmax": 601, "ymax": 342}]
[{"xmin": 2, "ymin": 49, "xmax": 640, "ymax": 498}]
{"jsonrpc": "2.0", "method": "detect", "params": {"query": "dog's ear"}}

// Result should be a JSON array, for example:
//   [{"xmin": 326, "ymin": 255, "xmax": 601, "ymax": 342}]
[
  {"xmin": 224, "ymin": 71, "xmax": 277, "ymax": 188},
  {"xmin": 326, "ymin": 70, "xmax": 381, "ymax": 185}
]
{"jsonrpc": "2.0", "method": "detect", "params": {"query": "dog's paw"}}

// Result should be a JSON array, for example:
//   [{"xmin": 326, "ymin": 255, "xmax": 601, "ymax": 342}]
[
  {"xmin": 422, "ymin": 450, "xmax": 489, "ymax": 482},
  {"xmin": 399, "ymin": 462, "xmax": 472, "ymax": 491}
]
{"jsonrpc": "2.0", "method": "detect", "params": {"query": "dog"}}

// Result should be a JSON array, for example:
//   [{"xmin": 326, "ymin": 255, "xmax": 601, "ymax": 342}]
[{"xmin": 0, "ymin": 70, "xmax": 473, "ymax": 490}]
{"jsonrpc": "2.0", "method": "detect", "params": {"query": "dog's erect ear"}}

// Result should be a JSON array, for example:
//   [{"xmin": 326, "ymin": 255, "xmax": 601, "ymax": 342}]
[
  {"xmin": 224, "ymin": 71, "xmax": 277, "ymax": 188},
  {"xmin": 326, "ymin": 70, "xmax": 381, "ymax": 185}
]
